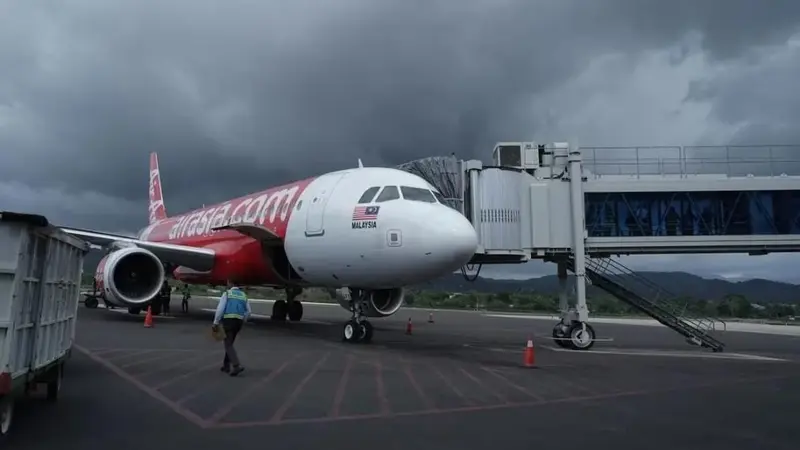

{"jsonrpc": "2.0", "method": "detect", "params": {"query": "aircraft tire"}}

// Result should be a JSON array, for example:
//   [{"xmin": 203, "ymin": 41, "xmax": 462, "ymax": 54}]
[
  {"xmin": 342, "ymin": 320, "xmax": 360, "ymax": 343},
  {"xmin": 358, "ymin": 321, "xmax": 373, "ymax": 344},
  {"xmin": 272, "ymin": 300, "xmax": 287, "ymax": 321},
  {"xmin": 287, "ymin": 301, "xmax": 303, "ymax": 321}
]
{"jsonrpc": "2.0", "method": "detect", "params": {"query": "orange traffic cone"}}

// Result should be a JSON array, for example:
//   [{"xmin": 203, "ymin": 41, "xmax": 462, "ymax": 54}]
[
  {"xmin": 523, "ymin": 337, "xmax": 535, "ymax": 368},
  {"xmin": 428, "ymin": 311, "xmax": 434, "ymax": 323},
  {"xmin": 144, "ymin": 306, "xmax": 154, "ymax": 328},
  {"xmin": 406, "ymin": 317, "xmax": 413, "ymax": 335}
]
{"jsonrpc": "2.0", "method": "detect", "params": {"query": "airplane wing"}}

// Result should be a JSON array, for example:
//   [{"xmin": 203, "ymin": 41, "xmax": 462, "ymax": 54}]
[{"xmin": 61, "ymin": 227, "xmax": 216, "ymax": 272}]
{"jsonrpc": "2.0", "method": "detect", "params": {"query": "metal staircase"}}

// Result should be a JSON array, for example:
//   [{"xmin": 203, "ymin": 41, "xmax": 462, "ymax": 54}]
[{"xmin": 567, "ymin": 255, "xmax": 726, "ymax": 352}]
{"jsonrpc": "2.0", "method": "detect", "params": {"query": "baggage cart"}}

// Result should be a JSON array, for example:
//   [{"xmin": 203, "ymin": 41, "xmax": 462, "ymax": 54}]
[{"xmin": 0, "ymin": 211, "xmax": 89, "ymax": 438}]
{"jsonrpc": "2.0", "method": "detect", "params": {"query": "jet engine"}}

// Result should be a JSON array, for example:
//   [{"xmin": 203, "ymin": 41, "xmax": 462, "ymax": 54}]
[
  {"xmin": 332, "ymin": 287, "xmax": 405, "ymax": 317},
  {"xmin": 97, "ymin": 247, "xmax": 165, "ymax": 306}
]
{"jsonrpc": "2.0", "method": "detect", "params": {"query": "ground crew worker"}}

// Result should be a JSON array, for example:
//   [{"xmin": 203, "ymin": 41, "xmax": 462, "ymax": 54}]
[
  {"xmin": 160, "ymin": 280, "xmax": 172, "ymax": 316},
  {"xmin": 181, "ymin": 283, "xmax": 191, "ymax": 313},
  {"xmin": 212, "ymin": 280, "xmax": 250, "ymax": 376}
]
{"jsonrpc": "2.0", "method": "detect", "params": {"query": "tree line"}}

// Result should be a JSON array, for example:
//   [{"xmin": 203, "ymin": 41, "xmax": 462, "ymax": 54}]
[
  {"xmin": 80, "ymin": 273, "xmax": 798, "ymax": 321},
  {"xmin": 403, "ymin": 290, "xmax": 798, "ymax": 321}
]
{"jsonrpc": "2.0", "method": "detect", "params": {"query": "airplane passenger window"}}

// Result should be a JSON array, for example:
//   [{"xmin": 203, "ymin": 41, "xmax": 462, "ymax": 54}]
[
  {"xmin": 400, "ymin": 186, "xmax": 436, "ymax": 203},
  {"xmin": 375, "ymin": 186, "xmax": 400, "ymax": 202},
  {"xmin": 358, "ymin": 186, "xmax": 381, "ymax": 204}
]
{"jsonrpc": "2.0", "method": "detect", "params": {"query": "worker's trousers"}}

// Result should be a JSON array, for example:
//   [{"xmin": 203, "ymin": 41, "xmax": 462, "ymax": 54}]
[{"xmin": 221, "ymin": 317, "xmax": 244, "ymax": 368}]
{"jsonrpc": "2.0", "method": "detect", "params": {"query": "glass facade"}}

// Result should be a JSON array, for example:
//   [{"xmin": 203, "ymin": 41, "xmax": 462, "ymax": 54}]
[{"xmin": 585, "ymin": 190, "xmax": 800, "ymax": 237}]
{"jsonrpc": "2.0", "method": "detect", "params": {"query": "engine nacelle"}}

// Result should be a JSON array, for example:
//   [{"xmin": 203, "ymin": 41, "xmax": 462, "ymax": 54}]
[
  {"xmin": 332, "ymin": 287, "xmax": 405, "ymax": 318},
  {"xmin": 95, "ymin": 247, "xmax": 165, "ymax": 307}
]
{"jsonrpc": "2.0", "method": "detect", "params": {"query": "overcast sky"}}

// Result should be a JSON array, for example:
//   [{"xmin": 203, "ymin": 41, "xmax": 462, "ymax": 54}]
[{"xmin": 3, "ymin": 0, "xmax": 800, "ymax": 282}]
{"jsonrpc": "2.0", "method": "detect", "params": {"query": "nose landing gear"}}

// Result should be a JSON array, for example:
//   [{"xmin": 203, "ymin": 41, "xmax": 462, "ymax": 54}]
[
  {"xmin": 343, "ymin": 319, "xmax": 373, "ymax": 343},
  {"xmin": 340, "ymin": 288, "xmax": 373, "ymax": 344}
]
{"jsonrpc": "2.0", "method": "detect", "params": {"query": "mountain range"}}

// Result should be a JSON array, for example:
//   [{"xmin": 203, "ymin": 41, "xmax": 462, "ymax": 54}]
[
  {"xmin": 415, "ymin": 272, "xmax": 800, "ymax": 304},
  {"xmin": 80, "ymin": 251, "xmax": 800, "ymax": 304}
]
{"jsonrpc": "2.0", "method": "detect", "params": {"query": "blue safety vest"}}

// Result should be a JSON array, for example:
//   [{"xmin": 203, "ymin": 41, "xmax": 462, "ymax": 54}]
[{"xmin": 222, "ymin": 288, "xmax": 249, "ymax": 319}]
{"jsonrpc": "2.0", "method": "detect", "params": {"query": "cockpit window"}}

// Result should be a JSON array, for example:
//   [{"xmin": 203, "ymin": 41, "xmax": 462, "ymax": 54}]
[
  {"xmin": 358, "ymin": 186, "xmax": 380, "ymax": 204},
  {"xmin": 432, "ymin": 190, "xmax": 446, "ymax": 205},
  {"xmin": 400, "ymin": 186, "xmax": 436, "ymax": 203},
  {"xmin": 375, "ymin": 185, "xmax": 400, "ymax": 202}
]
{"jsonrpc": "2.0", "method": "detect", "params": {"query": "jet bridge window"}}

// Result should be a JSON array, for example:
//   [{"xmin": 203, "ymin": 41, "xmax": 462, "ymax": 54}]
[
  {"xmin": 375, "ymin": 186, "xmax": 400, "ymax": 202},
  {"xmin": 400, "ymin": 186, "xmax": 436, "ymax": 203},
  {"xmin": 358, "ymin": 186, "xmax": 381, "ymax": 204}
]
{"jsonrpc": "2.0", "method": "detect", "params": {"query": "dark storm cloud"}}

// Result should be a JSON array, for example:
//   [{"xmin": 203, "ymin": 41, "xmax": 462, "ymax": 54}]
[
  {"xmin": 698, "ymin": 47, "xmax": 800, "ymax": 144},
  {"xmin": 2, "ymin": 0, "xmax": 800, "ymax": 231},
  {"xmin": 590, "ymin": 0, "xmax": 800, "ymax": 62},
  {"xmin": 683, "ymin": 38, "xmax": 800, "ymax": 176}
]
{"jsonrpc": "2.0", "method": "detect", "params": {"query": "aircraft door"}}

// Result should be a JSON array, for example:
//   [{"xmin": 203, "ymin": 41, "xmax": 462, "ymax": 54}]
[{"xmin": 305, "ymin": 173, "xmax": 347, "ymax": 237}]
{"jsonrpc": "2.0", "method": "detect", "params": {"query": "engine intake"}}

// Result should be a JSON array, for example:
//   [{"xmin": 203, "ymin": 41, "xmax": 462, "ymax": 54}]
[
  {"xmin": 99, "ymin": 247, "xmax": 165, "ymax": 306},
  {"xmin": 333, "ymin": 287, "xmax": 405, "ymax": 317}
]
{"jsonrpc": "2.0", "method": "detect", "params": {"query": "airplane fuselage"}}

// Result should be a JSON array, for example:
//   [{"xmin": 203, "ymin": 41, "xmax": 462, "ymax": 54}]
[{"xmin": 131, "ymin": 167, "xmax": 478, "ymax": 290}]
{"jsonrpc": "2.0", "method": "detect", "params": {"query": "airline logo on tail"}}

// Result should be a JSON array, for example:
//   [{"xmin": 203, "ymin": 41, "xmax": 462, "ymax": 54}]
[{"xmin": 148, "ymin": 153, "xmax": 167, "ymax": 225}]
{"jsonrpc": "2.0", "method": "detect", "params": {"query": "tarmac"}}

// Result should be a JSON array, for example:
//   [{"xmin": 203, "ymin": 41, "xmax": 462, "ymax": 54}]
[{"xmin": 9, "ymin": 295, "xmax": 800, "ymax": 450}]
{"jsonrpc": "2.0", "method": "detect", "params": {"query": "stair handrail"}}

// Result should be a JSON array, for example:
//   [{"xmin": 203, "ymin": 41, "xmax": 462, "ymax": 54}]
[
  {"xmin": 586, "ymin": 255, "xmax": 724, "ymax": 329},
  {"xmin": 582, "ymin": 263, "xmax": 725, "ymax": 349}
]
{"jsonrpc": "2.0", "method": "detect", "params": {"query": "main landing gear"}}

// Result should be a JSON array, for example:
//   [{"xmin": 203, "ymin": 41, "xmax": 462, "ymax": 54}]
[
  {"xmin": 552, "ymin": 320, "xmax": 596, "ymax": 350},
  {"xmin": 340, "ymin": 288, "xmax": 373, "ymax": 344},
  {"xmin": 84, "ymin": 295, "xmax": 99, "ymax": 309},
  {"xmin": 272, "ymin": 287, "xmax": 304, "ymax": 322}
]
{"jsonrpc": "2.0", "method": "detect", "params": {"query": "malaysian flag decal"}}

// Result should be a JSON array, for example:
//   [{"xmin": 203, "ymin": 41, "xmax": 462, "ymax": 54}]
[{"xmin": 352, "ymin": 205, "xmax": 380, "ymax": 221}]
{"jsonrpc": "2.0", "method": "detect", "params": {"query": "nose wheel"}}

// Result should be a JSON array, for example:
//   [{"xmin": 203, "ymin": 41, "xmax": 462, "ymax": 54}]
[
  {"xmin": 341, "ymin": 288, "xmax": 374, "ymax": 344},
  {"xmin": 342, "ymin": 319, "xmax": 373, "ymax": 343}
]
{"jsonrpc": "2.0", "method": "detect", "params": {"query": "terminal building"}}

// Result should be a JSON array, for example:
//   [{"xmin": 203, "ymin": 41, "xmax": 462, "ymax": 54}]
[{"xmin": 398, "ymin": 143, "xmax": 800, "ymax": 353}]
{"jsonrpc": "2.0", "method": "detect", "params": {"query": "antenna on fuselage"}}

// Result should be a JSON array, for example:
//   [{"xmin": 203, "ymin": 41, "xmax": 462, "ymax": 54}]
[{"xmin": 357, "ymin": 158, "xmax": 364, "ymax": 168}]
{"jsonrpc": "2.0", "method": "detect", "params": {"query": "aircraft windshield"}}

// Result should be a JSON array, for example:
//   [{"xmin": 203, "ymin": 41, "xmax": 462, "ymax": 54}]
[
  {"xmin": 401, "ymin": 186, "xmax": 436, "ymax": 203},
  {"xmin": 375, "ymin": 186, "xmax": 400, "ymax": 202},
  {"xmin": 358, "ymin": 186, "xmax": 380, "ymax": 204}
]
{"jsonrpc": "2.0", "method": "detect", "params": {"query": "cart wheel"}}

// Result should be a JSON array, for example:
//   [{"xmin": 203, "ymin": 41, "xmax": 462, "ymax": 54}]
[
  {"xmin": 0, "ymin": 397, "xmax": 13, "ymax": 437},
  {"xmin": 46, "ymin": 364, "xmax": 63, "ymax": 401}
]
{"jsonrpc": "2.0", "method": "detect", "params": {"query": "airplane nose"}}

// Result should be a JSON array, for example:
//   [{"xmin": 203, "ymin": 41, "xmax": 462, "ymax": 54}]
[{"xmin": 430, "ymin": 209, "xmax": 479, "ymax": 269}]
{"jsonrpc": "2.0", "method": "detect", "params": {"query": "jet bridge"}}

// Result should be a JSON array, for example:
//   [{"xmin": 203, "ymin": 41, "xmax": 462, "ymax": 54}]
[{"xmin": 398, "ymin": 143, "xmax": 800, "ymax": 352}]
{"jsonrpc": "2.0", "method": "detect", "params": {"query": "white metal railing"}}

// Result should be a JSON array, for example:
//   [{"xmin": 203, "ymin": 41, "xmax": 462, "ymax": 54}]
[{"xmin": 581, "ymin": 145, "xmax": 800, "ymax": 178}]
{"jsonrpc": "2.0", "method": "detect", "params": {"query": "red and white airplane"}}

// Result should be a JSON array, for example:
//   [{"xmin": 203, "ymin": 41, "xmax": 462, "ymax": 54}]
[{"xmin": 63, "ymin": 153, "xmax": 478, "ymax": 343}]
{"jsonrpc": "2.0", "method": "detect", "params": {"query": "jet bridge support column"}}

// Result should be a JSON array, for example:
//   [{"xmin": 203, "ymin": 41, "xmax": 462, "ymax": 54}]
[
  {"xmin": 552, "ymin": 147, "xmax": 596, "ymax": 350},
  {"xmin": 557, "ymin": 261, "xmax": 569, "ymax": 314}
]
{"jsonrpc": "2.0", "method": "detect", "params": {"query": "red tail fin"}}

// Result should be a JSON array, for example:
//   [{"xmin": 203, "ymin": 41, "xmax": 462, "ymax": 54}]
[{"xmin": 148, "ymin": 152, "xmax": 168, "ymax": 225}]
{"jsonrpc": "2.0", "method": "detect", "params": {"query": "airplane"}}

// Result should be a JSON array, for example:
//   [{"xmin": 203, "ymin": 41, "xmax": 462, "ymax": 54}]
[{"xmin": 62, "ymin": 152, "xmax": 479, "ymax": 343}]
